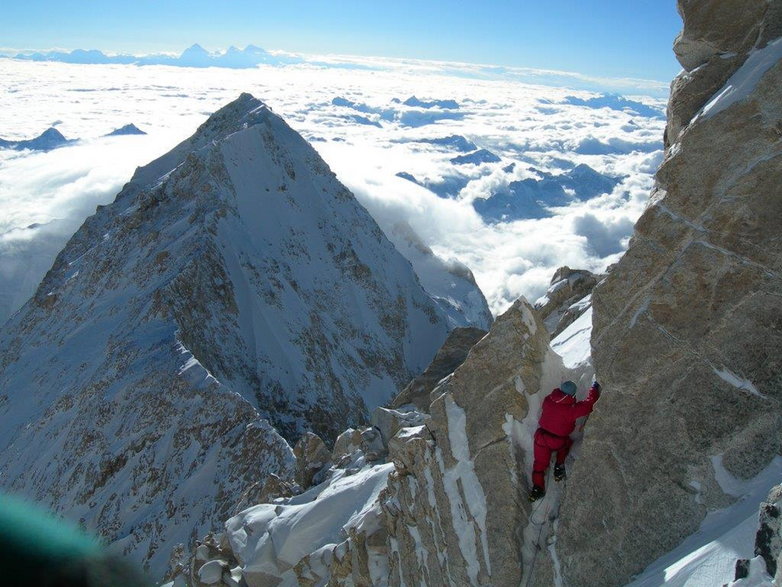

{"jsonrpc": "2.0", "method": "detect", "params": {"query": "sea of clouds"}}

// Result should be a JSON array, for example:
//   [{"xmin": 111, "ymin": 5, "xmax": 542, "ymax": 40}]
[{"xmin": 0, "ymin": 55, "xmax": 667, "ymax": 323}]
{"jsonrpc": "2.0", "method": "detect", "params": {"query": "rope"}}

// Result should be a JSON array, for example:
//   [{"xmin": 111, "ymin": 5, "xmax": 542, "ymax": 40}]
[{"xmin": 524, "ymin": 495, "xmax": 552, "ymax": 587}]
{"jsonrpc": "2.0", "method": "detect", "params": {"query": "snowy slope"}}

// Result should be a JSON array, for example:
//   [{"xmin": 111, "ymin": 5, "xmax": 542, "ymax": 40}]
[
  {"xmin": 384, "ymin": 221, "xmax": 492, "ymax": 330},
  {"xmin": 628, "ymin": 457, "xmax": 782, "ymax": 586},
  {"xmin": 0, "ymin": 93, "xmax": 487, "ymax": 577},
  {"xmin": 225, "ymin": 463, "xmax": 393, "ymax": 584}
]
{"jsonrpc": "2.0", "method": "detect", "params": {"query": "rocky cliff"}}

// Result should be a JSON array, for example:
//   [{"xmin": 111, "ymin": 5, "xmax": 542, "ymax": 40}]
[
  {"xmin": 188, "ymin": 298, "xmax": 594, "ymax": 586},
  {"xmin": 0, "ymin": 94, "xmax": 489, "ymax": 577},
  {"xmin": 556, "ymin": 1, "xmax": 782, "ymax": 584},
  {"xmin": 733, "ymin": 484, "xmax": 782, "ymax": 585}
]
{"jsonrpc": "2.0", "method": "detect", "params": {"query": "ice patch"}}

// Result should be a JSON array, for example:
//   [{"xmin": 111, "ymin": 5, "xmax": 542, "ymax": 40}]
[
  {"xmin": 520, "ymin": 299, "xmax": 538, "ymax": 335},
  {"xmin": 700, "ymin": 37, "xmax": 782, "ymax": 120},
  {"xmin": 629, "ymin": 297, "xmax": 650, "ymax": 328},
  {"xmin": 713, "ymin": 367, "xmax": 765, "ymax": 398},
  {"xmin": 630, "ymin": 456, "xmax": 782, "ymax": 586},
  {"xmin": 438, "ymin": 395, "xmax": 492, "ymax": 581},
  {"xmin": 550, "ymin": 306, "xmax": 593, "ymax": 374}
]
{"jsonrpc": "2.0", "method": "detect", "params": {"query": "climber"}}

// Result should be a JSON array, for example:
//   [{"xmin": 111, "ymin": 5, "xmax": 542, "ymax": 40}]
[{"xmin": 529, "ymin": 380, "xmax": 601, "ymax": 502}]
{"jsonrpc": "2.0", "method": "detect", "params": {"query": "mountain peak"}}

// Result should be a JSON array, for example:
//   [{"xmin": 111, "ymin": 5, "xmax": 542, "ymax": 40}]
[
  {"xmin": 128, "ymin": 92, "xmax": 271, "ymax": 186},
  {"xmin": 0, "ymin": 95, "xmax": 490, "ymax": 577},
  {"xmin": 38, "ymin": 127, "xmax": 66, "ymax": 140},
  {"xmin": 182, "ymin": 43, "xmax": 208, "ymax": 54}
]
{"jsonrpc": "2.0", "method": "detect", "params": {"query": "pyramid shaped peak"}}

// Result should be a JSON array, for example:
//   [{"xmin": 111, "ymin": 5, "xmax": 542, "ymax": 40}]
[
  {"xmin": 128, "ymin": 93, "xmax": 274, "ymax": 186},
  {"xmin": 183, "ymin": 43, "xmax": 208, "ymax": 54},
  {"xmin": 193, "ymin": 93, "xmax": 272, "ymax": 136},
  {"xmin": 38, "ymin": 127, "xmax": 66, "ymax": 139}
]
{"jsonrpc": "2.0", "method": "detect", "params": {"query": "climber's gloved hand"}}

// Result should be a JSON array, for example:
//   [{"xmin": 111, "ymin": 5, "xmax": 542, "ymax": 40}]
[{"xmin": 591, "ymin": 381, "xmax": 601, "ymax": 393}]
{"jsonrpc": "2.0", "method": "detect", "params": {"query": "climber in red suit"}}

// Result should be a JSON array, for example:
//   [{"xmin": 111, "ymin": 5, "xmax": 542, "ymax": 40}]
[{"xmin": 529, "ymin": 380, "xmax": 601, "ymax": 501}]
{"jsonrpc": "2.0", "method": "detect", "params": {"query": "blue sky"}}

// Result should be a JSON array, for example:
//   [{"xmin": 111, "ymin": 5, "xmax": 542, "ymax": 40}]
[{"xmin": 4, "ymin": 0, "xmax": 682, "ymax": 81}]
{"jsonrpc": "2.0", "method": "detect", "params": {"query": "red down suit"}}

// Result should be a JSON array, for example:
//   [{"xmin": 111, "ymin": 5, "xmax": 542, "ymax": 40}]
[{"xmin": 532, "ymin": 385, "xmax": 600, "ymax": 489}]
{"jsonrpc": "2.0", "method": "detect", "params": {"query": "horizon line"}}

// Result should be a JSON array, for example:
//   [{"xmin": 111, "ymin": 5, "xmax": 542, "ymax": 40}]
[{"xmin": 0, "ymin": 43, "xmax": 675, "ymax": 97}]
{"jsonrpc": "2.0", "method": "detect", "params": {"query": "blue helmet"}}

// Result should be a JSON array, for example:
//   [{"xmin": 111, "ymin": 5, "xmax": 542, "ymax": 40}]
[{"xmin": 561, "ymin": 381, "xmax": 577, "ymax": 396}]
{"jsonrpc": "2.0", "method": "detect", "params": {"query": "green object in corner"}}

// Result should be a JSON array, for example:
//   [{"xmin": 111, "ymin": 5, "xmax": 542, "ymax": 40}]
[{"xmin": 0, "ymin": 493, "xmax": 101, "ymax": 582}]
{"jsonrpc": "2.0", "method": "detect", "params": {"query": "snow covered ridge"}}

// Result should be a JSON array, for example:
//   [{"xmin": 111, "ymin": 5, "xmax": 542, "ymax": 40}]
[{"xmin": 0, "ymin": 93, "xmax": 489, "ymax": 578}]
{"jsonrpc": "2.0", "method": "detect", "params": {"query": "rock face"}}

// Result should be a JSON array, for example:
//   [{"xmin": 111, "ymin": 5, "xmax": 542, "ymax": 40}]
[
  {"xmin": 0, "ymin": 94, "xmax": 487, "ymax": 577},
  {"xmin": 380, "ymin": 299, "xmax": 564, "ymax": 586},
  {"xmin": 192, "ymin": 298, "xmax": 579, "ymax": 585},
  {"xmin": 534, "ymin": 266, "xmax": 599, "ymax": 336},
  {"xmin": 390, "ymin": 326, "xmax": 487, "ymax": 411},
  {"xmin": 555, "ymin": 3, "xmax": 782, "ymax": 585},
  {"xmin": 326, "ymin": 299, "xmax": 570, "ymax": 585},
  {"xmin": 734, "ymin": 485, "xmax": 782, "ymax": 584},
  {"xmin": 666, "ymin": 0, "xmax": 782, "ymax": 147}
]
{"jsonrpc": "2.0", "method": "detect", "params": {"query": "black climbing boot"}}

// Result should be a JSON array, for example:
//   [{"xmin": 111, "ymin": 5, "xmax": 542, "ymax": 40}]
[
  {"xmin": 529, "ymin": 485, "xmax": 545, "ymax": 502},
  {"xmin": 554, "ymin": 464, "xmax": 566, "ymax": 482}
]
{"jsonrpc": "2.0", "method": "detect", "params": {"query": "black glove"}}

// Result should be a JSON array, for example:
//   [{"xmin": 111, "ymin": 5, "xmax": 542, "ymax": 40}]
[{"xmin": 592, "ymin": 381, "xmax": 601, "ymax": 393}]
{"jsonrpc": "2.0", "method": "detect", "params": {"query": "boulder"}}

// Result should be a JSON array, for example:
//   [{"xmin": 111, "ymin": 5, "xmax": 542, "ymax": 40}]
[
  {"xmin": 293, "ymin": 432, "xmax": 332, "ymax": 489},
  {"xmin": 734, "ymin": 485, "xmax": 782, "ymax": 584},
  {"xmin": 370, "ymin": 406, "xmax": 429, "ymax": 447},
  {"xmin": 231, "ymin": 474, "xmax": 296, "ymax": 515},
  {"xmin": 359, "ymin": 427, "xmax": 386, "ymax": 462},
  {"xmin": 534, "ymin": 267, "xmax": 598, "ymax": 336},
  {"xmin": 332, "ymin": 428, "xmax": 363, "ymax": 463}
]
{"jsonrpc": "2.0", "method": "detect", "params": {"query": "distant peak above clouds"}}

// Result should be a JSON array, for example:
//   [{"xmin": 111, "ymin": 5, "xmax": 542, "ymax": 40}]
[
  {"xmin": 557, "ymin": 93, "xmax": 665, "ymax": 118},
  {"xmin": 104, "ymin": 123, "xmax": 146, "ymax": 137},
  {"xmin": 2, "ymin": 45, "xmax": 671, "ymax": 96},
  {"xmin": 0, "ymin": 124, "xmax": 148, "ymax": 151},
  {"xmin": 8, "ymin": 44, "xmax": 303, "ymax": 69},
  {"xmin": 0, "ymin": 127, "xmax": 72, "ymax": 151}
]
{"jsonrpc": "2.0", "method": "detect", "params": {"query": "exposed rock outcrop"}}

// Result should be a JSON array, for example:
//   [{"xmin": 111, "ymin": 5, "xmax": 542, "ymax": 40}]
[
  {"xmin": 666, "ymin": 0, "xmax": 782, "ymax": 147},
  {"xmin": 734, "ymin": 485, "xmax": 782, "ymax": 585},
  {"xmin": 556, "ymin": 3, "xmax": 782, "ymax": 585},
  {"xmin": 293, "ymin": 432, "xmax": 333, "ymax": 489},
  {"xmin": 338, "ymin": 299, "xmax": 569, "ymax": 585},
  {"xmin": 534, "ymin": 266, "xmax": 599, "ymax": 336},
  {"xmin": 192, "ymin": 298, "xmax": 580, "ymax": 585},
  {"xmin": 390, "ymin": 326, "xmax": 487, "ymax": 411}
]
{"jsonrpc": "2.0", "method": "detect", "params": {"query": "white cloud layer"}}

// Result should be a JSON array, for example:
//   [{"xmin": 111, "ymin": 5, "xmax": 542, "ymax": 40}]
[{"xmin": 0, "ymin": 58, "xmax": 666, "ymax": 323}]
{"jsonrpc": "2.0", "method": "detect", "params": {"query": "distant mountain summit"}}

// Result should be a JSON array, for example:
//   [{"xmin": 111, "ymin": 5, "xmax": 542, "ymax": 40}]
[
  {"xmin": 105, "ymin": 123, "xmax": 146, "ymax": 136},
  {"xmin": 10, "ymin": 44, "xmax": 302, "ymax": 68},
  {"xmin": 0, "ymin": 93, "xmax": 489, "ymax": 577},
  {"xmin": 0, "ymin": 127, "xmax": 72, "ymax": 151}
]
